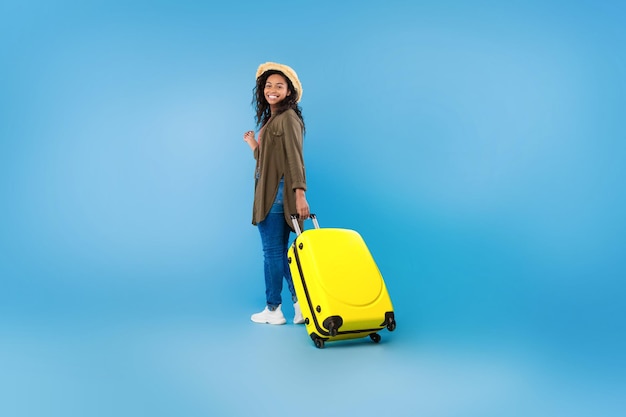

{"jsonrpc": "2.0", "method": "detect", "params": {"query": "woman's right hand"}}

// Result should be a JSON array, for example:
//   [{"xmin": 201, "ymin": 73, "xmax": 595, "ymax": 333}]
[{"xmin": 295, "ymin": 189, "xmax": 310, "ymax": 220}]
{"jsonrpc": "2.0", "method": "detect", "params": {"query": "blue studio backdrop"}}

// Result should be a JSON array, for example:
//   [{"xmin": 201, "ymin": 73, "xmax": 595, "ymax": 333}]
[{"xmin": 1, "ymin": 1, "xmax": 624, "ymax": 416}]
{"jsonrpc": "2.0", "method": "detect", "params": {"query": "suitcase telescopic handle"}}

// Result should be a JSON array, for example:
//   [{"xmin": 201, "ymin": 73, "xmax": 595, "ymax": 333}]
[{"xmin": 290, "ymin": 213, "xmax": 320, "ymax": 236}]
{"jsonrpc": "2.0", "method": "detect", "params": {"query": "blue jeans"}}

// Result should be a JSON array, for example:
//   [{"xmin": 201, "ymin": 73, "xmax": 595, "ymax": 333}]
[{"xmin": 257, "ymin": 179, "xmax": 297, "ymax": 310}]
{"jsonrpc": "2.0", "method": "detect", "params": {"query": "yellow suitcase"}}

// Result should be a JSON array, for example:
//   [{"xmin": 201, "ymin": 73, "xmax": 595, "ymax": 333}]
[{"xmin": 287, "ymin": 215, "xmax": 396, "ymax": 348}]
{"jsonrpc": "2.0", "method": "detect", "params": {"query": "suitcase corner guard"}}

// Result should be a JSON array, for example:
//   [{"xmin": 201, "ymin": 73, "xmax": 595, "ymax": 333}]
[{"xmin": 380, "ymin": 311, "xmax": 397, "ymax": 332}]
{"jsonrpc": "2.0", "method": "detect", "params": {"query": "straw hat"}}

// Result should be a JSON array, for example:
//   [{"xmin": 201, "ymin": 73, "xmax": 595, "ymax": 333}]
[{"xmin": 256, "ymin": 62, "xmax": 303, "ymax": 102}]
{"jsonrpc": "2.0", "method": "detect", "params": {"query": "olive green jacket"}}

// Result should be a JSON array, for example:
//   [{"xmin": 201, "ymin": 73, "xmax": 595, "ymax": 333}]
[{"xmin": 252, "ymin": 109, "xmax": 306, "ymax": 231}]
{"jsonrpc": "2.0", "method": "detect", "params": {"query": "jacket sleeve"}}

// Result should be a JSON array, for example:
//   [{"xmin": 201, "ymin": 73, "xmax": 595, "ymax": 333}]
[{"xmin": 282, "ymin": 113, "xmax": 306, "ymax": 191}]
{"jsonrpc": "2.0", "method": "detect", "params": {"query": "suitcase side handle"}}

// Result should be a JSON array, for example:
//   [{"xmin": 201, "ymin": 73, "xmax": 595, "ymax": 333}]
[{"xmin": 290, "ymin": 213, "xmax": 319, "ymax": 236}]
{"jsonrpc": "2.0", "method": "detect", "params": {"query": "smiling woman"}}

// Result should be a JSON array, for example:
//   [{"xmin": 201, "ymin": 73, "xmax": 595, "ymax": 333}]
[
  {"xmin": 264, "ymin": 75, "xmax": 291, "ymax": 108},
  {"xmin": 1, "ymin": 1, "xmax": 625, "ymax": 415},
  {"xmin": 242, "ymin": 62, "xmax": 310, "ymax": 326}
]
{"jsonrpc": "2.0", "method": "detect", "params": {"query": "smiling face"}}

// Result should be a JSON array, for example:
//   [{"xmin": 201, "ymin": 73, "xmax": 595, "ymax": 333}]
[{"xmin": 264, "ymin": 73, "xmax": 291, "ymax": 111}]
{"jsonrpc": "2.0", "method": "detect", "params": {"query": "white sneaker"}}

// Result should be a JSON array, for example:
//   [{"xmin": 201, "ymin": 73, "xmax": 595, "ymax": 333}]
[
  {"xmin": 293, "ymin": 301, "xmax": 305, "ymax": 324},
  {"xmin": 251, "ymin": 305, "xmax": 286, "ymax": 325}
]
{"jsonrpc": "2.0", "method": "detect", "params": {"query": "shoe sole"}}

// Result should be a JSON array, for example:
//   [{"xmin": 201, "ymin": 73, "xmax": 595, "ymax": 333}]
[{"xmin": 251, "ymin": 317, "xmax": 286, "ymax": 325}]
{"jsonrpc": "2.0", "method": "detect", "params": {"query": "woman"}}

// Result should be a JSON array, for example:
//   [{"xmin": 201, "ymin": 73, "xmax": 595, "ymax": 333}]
[{"xmin": 243, "ymin": 62, "xmax": 310, "ymax": 325}]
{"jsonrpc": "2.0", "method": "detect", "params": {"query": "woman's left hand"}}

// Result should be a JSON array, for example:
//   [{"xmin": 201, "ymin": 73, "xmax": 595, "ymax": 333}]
[{"xmin": 243, "ymin": 130, "xmax": 258, "ymax": 150}]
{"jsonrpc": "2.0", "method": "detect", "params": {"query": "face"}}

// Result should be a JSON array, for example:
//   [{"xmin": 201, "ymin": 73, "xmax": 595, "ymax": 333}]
[{"xmin": 264, "ymin": 73, "xmax": 291, "ymax": 109}]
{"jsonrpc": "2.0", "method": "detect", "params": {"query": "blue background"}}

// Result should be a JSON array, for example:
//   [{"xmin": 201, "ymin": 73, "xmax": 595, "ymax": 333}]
[{"xmin": 1, "ymin": 1, "xmax": 624, "ymax": 416}]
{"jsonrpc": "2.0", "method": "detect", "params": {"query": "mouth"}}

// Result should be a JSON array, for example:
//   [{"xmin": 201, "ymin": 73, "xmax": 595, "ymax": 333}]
[{"xmin": 267, "ymin": 95, "xmax": 279, "ymax": 100}]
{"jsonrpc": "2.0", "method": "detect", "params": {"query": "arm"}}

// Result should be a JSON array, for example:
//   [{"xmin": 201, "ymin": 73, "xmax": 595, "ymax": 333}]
[{"xmin": 282, "ymin": 114, "xmax": 310, "ymax": 219}]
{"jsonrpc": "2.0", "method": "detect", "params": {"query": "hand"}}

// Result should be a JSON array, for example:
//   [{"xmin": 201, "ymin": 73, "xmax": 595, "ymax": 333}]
[
  {"xmin": 295, "ymin": 189, "xmax": 310, "ymax": 219},
  {"xmin": 243, "ymin": 130, "xmax": 258, "ymax": 150}
]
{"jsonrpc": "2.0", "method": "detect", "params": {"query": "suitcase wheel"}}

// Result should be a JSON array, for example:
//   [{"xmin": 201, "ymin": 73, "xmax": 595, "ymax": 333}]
[
  {"xmin": 369, "ymin": 333, "xmax": 381, "ymax": 343},
  {"xmin": 323, "ymin": 316, "xmax": 343, "ymax": 337},
  {"xmin": 384, "ymin": 312, "xmax": 397, "ymax": 332},
  {"xmin": 311, "ymin": 333, "xmax": 325, "ymax": 349}
]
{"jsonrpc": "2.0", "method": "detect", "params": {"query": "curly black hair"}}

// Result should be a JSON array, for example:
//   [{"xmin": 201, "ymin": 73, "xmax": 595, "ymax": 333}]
[{"xmin": 252, "ymin": 70, "xmax": 305, "ymax": 133}]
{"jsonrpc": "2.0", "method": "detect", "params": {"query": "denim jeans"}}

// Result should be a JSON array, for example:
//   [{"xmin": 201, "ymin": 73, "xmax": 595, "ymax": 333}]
[{"xmin": 257, "ymin": 179, "xmax": 297, "ymax": 310}]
